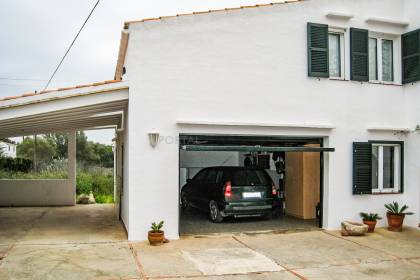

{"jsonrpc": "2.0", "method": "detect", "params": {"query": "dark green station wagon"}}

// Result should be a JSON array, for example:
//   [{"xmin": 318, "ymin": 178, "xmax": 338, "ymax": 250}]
[{"xmin": 181, "ymin": 166, "xmax": 279, "ymax": 222}]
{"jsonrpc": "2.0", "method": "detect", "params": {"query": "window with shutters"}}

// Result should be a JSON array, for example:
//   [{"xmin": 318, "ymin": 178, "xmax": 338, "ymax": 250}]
[
  {"xmin": 371, "ymin": 143, "xmax": 401, "ymax": 193},
  {"xmin": 353, "ymin": 141, "xmax": 403, "ymax": 195},
  {"xmin": 368, "ymin": 33, "xmax": 396, "ymax": 83}
]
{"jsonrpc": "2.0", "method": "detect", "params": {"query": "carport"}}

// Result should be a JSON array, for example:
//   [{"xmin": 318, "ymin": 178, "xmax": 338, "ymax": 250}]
[
  {"xmin": 0, "ymin": 81, "xmax": 128, "ymax": 220},
  {"xmin": 179, "ymin": 134, "xmax": 335, "ymax": 235}
]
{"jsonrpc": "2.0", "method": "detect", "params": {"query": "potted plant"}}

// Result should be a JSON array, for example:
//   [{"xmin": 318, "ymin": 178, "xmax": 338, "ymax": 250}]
[
  {"xmin": 384, "ymin": 202, "xmax": 414, "ymax": 232},
  {"xmin": 359, "ymin": 212, "xmax": 382, "ymax": 233},
  {"xmin": 148, "ymin": 221, "xmax": 165, "ymax": 246}
]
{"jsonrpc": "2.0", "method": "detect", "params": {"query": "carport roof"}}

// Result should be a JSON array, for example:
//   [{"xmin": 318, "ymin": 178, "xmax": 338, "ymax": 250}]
[
  {"xmin": 0, "ymin": 80, "xmax": 129, "ymax": 138},
  {"xmin": 0, "ymin": 79, "xmax": 122, "ymax": 103}
]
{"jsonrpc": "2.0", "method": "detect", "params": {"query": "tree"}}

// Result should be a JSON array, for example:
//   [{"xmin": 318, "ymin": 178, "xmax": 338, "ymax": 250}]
[
  {"xmin": 17, "ymin": 136, "xmax": 57, "ymax": 163},
  {"xmin": 90, "ymin": 142, "xmax": 114, "ymax": 168},
  {"xmin": 45, "ymin": 131, "xmax": 114, "ymax": 168},
  {"xmin": 45, "ymin": 133, "xmax": 68, "ymax": 159}
]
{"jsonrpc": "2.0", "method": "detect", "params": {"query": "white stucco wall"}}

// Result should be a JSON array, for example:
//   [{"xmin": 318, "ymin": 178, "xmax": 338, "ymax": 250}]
[
  {"xmin": 124, "ymin": 0, "xmax": 420, "ymax": 240},
  {"xmin": 120, "ymin": 106, "xmax": 130, "ymax": 234},
  {"xmin": 179, "ymin": 150, "xmax": 240, "ymax": 186}
]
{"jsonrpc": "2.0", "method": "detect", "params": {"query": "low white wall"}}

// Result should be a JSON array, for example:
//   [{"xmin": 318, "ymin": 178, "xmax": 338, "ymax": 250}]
[{"xmin": 0, "ymin": 179, "xmax": 75, "ymax": 206}]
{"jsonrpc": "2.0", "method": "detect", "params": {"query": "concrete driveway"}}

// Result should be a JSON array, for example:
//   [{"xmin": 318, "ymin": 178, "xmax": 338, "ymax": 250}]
[
  {"xmin": 1, "ymin": 205, "xmax": 420, "ymax": 280},
  {"xmin": 180, "ymin": 208, "xmax": 318, "ymax": 235}
]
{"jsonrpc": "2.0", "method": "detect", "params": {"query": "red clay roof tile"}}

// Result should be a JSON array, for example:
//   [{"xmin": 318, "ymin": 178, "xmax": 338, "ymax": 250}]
[{"xmin": 0, "ymin": 80, "xmax": 122, "ymax": 103}]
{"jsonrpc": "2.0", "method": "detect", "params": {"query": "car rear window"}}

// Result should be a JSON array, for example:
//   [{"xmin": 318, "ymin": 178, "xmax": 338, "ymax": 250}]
[{"xmin": 232, "ymin": 169, "xmax": 271, "ymax": 186}]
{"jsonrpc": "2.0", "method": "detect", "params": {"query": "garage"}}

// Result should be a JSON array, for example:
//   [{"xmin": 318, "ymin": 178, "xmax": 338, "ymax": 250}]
[{"xmin": 178, "ymin": 134, "xmax": 334, "ymax": 235}]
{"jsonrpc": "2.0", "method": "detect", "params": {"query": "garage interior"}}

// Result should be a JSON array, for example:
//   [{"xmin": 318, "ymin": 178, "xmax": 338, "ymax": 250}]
[{"xmin": 179, "ymin": 134, "xmax": 334, "ymax": 235}]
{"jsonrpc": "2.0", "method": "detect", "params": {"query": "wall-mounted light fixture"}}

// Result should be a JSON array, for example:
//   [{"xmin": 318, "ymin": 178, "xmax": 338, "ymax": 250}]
[{"xmin": 148, "ymin": 130, "xmax": 160, "ymax": 148}]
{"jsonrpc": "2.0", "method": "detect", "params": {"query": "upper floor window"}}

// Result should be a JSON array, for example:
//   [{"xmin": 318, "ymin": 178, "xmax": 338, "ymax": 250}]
[
  {"xmin": 369, "ymin": 35, "xmax": 394, "ymax": 82},
  {"xmin": 308, "ymin": 23, "xmax": 420, "ymax": 84},
  {"xmin": 329, "ymin": 31, "xmax": 344, "ymax": 79}
]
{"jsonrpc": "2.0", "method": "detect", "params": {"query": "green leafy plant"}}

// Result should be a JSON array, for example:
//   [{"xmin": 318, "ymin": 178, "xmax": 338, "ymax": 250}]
[
  {"xmin": 360, "ymin": 212, "xmax": 382, "ymax": 221},
  {"xmin": 385, "ymin": 201, "xmax": 414, "ymax": 216},
  {"xmin": 150, "ymin": 221, "xmax": 164, "ymax": 233},
  {"xmin": 94, "ymin": 194, "xmax": 114, "ymax": 204}
]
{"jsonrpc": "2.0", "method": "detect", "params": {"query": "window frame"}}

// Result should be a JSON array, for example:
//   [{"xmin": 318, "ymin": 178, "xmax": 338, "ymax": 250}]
[
  {"xmin": 328, "ymin": 27, "xmax": 345, "ymax": 80},
  {"xmin": 381, "ymin": 39, "xmax": 394, "ymax": 82},
  {"xmin": 368, "ymin": 37, "xmax": 378, "ymax": 81},
  {"xmin": 369, "ymin": 140, "xmax": 404, "ymax": 194},
  {"xmin": 368, "ymin": 33, "xmax": 396, "ymax": 84}
]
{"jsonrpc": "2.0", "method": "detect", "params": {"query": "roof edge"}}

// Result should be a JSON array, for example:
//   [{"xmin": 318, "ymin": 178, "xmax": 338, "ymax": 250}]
[
  {"xmin": 0, "ymin": 80, "xmax": 124, "ymax": 103},
  {"xmin": 115, "ymin": 31, "xmax": 130, "ymax": 81},
  {"xmin": 123, "ymin": 0, "xmax": 306, "ymax": 27}
]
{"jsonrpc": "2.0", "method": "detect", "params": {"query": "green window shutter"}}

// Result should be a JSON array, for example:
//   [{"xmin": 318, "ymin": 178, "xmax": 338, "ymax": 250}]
[
  {"xmin": 402, "ymin": 28, "xmax": 420, "ymax": 84},
  {"xmin": 350, "ymin": 28, "xmax": 369, "ymax": 81},
  {"xmin": 353, "ymin": 142, "xmax": 372, "ymax": 195},
  {"xmin": 307, "ymin": 22, "xmax": 329, "ymax": 78}
]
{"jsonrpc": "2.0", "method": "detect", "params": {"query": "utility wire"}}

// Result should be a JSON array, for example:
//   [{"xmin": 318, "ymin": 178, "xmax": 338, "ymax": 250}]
[
  {"xmin": 43, "ymin": 0, "xmax": 100, "ymax": 91},
  {"xmin": 0, "ymin": 77, "xmax": 48, "ymax": 81}
]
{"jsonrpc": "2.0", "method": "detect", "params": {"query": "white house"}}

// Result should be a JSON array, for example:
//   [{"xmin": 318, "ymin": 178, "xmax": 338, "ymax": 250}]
[
  {"xmin": 0, "ymin": 140, "xmax": 17, "ymax": 158},
  {"xmin": 0, "ymin": 0, "xmax": 419, "ymax": 241}
]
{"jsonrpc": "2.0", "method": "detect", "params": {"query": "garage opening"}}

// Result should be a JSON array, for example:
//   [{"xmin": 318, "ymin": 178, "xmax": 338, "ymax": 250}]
[{"xmin": 179, "ymin": 134, "xmax": 334, "ymax": 236}]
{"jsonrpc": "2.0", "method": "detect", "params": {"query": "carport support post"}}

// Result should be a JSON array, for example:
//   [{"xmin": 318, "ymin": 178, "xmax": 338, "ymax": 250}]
[{"xmin": 68, "ymin": 131, "xmax": 77, "ymax": 201}]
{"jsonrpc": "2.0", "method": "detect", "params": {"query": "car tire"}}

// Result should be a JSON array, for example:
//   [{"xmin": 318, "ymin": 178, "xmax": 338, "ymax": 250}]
[
  {"xmin": 180, "ymin": 193, "xmax": 189, "ymax": 211},
  {"xmin": 209, "ymin": 200, "xmax": 223, "ymax": 223},
  {"xmin": 262, "ymin": 212, "xmax": 272, "ymax": 220}
]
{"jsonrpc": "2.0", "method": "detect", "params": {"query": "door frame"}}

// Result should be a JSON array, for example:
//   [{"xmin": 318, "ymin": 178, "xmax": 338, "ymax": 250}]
[{"xmin": 178, "ymin": 134, "xmax": 331, "ymax": 236}]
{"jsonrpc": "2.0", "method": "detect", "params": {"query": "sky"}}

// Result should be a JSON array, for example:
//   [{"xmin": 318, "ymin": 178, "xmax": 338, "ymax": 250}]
[{"xmin": 0, "ymin": 0, "xmax": 271, "ymax": 144}]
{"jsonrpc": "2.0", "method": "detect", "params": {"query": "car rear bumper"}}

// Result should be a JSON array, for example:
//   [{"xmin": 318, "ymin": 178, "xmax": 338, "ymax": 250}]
[{"xmin": 221, "ymin": 204, "xmax": 274, "ymax": 217}]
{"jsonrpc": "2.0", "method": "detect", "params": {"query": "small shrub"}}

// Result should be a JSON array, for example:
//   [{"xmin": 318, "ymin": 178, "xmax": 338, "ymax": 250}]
[
  {"xmin": 385, "ymin": 201, "xmax": 414, "ymax": 216},
  {"xmin": 92, "ymin": 173, "xmax": 113, "ymax": 195},
  {"xmin": 0, "ymin": 169, "xmax": 67, "ymax": 179},
  {"xmin": 360, "ymin": 212, "xmax": 382, "ymax": 221},
  {"xmin": 150, "ymin": 221, "xmax": 164, "ymax": 233},
  {"xmin": 95, "ymin": 194, "xmax": 114, "ymax": 204},
  {"xmin": 76, "ymin": 172, "xmax": 93, "ymax": 195},
  {"xmin": 0, "ymin": 157, "xmax": 33, "ymax": 172}
]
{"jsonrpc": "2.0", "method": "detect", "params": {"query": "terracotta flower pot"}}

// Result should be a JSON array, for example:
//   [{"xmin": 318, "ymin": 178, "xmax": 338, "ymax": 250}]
[
  {"xmin": 362, "ymin": 220, "xmax": 377, "ymax": 233},
  {"xmin": 386, "ymin": 213, "xmax": 405, "ymax": 232},
  {"xmin": 148, "ymin": 230, "xmax": 164, "ymax": 246}
]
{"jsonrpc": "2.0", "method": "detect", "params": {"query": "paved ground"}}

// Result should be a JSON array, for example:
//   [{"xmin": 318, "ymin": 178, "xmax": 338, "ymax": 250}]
[
  {"xmin": 180, "ymin": 208, "xmax": 318, "ymax": 235},
  {"xmin": 1, "ymin": 205, "xmax": 420, "ymax": 280}
]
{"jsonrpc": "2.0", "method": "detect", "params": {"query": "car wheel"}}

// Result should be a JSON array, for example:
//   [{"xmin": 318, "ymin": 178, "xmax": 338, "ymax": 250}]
[
  {"xmin": 181, "ymin": 193, "xmax": 189, "ymax": 211},
  {"xmin": 209, "ymin": 200, "xmax": 223, "ymax": 223},
  {"xmin": 262, "ymin": 212, "xmax": 272, "ymax": 220}
]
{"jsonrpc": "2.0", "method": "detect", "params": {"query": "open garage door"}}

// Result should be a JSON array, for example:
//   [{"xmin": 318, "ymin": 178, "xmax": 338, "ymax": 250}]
[
  {"xmin": 179, "ymin": 134, "xmax": 334, "ymax": 236},
  {"xmin": 181, "ymin": 145, "xmax": 334, "ymax": 152}
]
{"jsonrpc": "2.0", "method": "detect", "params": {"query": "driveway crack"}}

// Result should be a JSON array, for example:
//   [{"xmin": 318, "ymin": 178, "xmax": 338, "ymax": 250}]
[{"xmin": 231, "ymin": 235, "xmax": 307, "ymax": 280}]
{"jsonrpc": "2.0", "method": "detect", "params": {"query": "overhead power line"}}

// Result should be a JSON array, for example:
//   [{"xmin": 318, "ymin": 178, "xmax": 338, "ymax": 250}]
[
  {"xmin": 43, "ymin": 0, "xmax": 100, "ymax": 91},
  {"xmin": 0, "ymin": 77, "xmax": 48, "ymax": 81}
]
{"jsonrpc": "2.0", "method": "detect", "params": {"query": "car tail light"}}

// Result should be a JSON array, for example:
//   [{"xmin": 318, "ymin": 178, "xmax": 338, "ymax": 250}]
[
  {"xmin": 224, "ymin": 181, "xmax": 232, "ymax": 198},
  {"xmin": 272, "ymin": 182, "xmax": 277, "ymax": 196}
]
